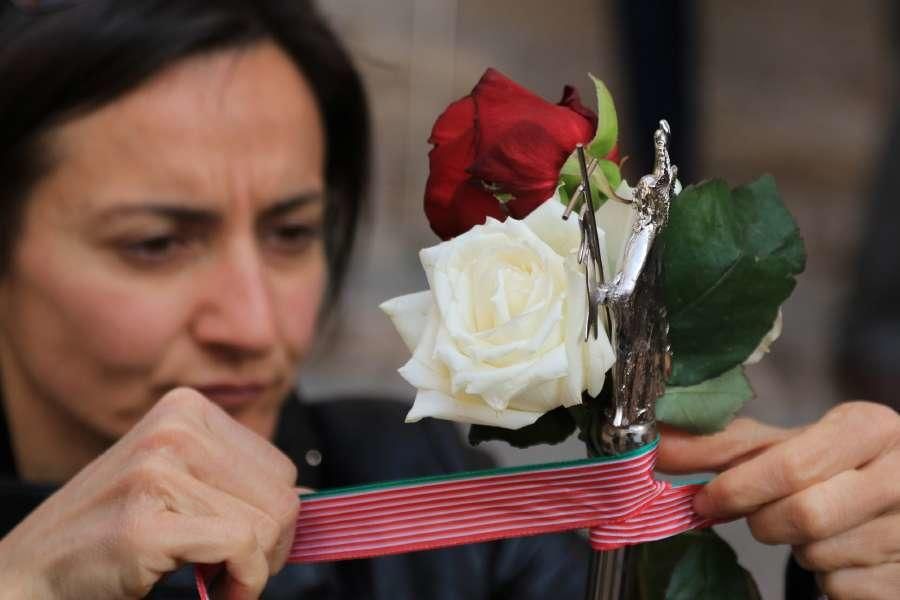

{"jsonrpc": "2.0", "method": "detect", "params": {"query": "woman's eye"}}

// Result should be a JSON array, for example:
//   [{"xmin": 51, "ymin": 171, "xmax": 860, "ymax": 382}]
[
  {"xmin": 265, "ymin": 224, "xmax": 321, "ymax": 253},
  {"xmin": 121, "ymin": 235, "xmax": 188, "ymax": 263}
]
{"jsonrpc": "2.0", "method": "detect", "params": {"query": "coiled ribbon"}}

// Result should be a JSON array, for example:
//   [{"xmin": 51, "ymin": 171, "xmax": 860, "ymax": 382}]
[{"xmin": 195, "ymin": 440, "xmax": 712, "ymax": 598}]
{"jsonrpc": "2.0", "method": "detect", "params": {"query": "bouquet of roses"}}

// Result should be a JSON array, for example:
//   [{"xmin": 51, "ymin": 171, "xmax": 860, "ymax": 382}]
[{"xmin": 381, "ymin": 68, "xmax": 805, "ymax": 598}]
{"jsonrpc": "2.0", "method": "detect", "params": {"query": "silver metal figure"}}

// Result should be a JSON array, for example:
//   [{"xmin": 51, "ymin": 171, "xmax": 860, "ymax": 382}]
[{"xmin": 591, "ymin": 120, "xmax": 677, "ymax": 310}]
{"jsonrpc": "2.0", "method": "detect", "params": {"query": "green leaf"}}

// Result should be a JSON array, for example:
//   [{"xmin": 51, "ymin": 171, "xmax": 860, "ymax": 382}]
[
  {"xmin": 629, "ymin": 532, "xmax": 697, "ymax": 600},
  {"xmin": 586, "ymin": 74, "xmax": 618, "ymax": 159},
  {"xmin": 467, "ymin": 405, "xmax": 576, "ymax": 448},
  {"xmin": 665, "ymin": 531, "xmax": 762, "ymax": 600},
  {"xmin": 556, "ymin": 183, "xmax": 570, "ymax": 208},
  {"xmin": 628, "ymin": 531, "xmax": 761, "ymax": 600},
  {"xmin": 664, "ymin": 176, "xmax": 806, "ymax": 387},
  {"xmin": 597, "ymin": 158, "xmax": 622, "ymax": 192},
  {"xmin": 656, "ymin": 367, "xmax": 753, "ymax": 434},
  {"xmin": 558, "ymin": 153, "xmax": 622, "ymax": 209}
]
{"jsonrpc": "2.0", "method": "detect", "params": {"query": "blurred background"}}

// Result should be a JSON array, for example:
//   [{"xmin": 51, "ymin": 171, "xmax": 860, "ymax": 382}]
[{"xmin": 300, "ymin": 1, "xmax": 899, "ymax": 597}]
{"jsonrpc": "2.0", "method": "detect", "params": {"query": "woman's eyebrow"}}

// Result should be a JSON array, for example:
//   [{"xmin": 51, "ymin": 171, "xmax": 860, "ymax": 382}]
[
  {"xmin": 95, "ymin": 203, "xmax": 220, "ymax": 226},
  {"xmin": 260, "ymin": 192, "xmax": 323, "ymax": 220},
  {"xmin": 93, "ymin": 192, "xmax": 322, "ymax": 225}
]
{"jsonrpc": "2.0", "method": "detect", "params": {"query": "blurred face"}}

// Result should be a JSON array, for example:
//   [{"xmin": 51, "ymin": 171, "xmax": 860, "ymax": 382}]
[{"xmin": 0, "ymin": 41, "xmax": 326, "ymax": 447}]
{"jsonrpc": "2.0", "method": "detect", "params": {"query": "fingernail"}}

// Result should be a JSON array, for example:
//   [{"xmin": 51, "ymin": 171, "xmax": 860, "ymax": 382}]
[{"xmin": 693, "ymin": 490, "xmax": 713, "ymax": 517}]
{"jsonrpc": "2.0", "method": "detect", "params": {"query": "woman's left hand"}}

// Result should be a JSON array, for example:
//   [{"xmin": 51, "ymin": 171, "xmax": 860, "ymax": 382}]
[{"xmin": 657, "ymin": 401, "xmax": 900, "ymax": 600}]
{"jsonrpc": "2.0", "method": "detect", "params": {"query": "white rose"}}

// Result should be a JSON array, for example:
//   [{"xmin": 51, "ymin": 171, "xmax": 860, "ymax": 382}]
[{"xmin": 380, "ymin": 197, "xmax": 616, "ymax": 430}]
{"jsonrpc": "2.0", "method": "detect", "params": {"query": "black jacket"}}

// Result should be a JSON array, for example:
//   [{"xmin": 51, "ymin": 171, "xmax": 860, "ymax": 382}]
[{"xmin": 0, "ymin": 395, "xmax": 590, "ymax": 599}]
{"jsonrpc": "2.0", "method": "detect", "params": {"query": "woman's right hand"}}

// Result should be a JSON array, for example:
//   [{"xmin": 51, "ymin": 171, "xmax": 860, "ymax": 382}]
[{"xmin": 0, "ymin": 388, "xmax": 301, "ymax": 599}]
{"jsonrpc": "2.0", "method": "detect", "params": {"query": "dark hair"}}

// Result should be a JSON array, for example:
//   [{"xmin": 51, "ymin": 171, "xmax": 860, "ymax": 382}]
[{"xmin": 0, "ymin": 0, "xmax": 370, "ymax": 305}]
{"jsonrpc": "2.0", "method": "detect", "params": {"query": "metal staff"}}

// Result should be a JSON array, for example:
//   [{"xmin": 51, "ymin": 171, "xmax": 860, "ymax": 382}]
[{"xmin": 573, "ymin": 121, "xmax": 678, "ymax": 600}]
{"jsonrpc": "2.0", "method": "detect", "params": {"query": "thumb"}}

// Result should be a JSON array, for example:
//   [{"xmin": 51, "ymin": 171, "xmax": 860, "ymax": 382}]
[{"xmin": 656, "ymin": 417, "xmax": 798, "ymax": 474}]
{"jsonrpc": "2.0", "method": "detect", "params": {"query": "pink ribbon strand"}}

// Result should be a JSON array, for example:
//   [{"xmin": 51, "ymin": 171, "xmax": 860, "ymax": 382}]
[{"xmin": 194, "ymin": 444, "xmax": 712, "ymax": 598}]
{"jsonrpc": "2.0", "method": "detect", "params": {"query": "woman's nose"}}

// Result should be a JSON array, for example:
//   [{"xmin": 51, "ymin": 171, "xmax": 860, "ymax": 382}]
[{"xmin": 190, "ymin": 242, "xmax": 278, "ymax": 355}]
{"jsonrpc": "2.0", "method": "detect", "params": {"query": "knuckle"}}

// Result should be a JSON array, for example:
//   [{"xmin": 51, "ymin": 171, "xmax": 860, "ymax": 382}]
[
  {"xmin": 229, "ymin": 520, "xmax": 269, "ymax": 591},
  {"xmin": 277, "ymin": 455, "xmax": 299, "ymax": 486},
  {"xmin": 253, "ymin": 508, "xmax": 282, "ymax": 548},
  {"xmin": 791, "ymin": 544, "xmax": 814, "ymax": 570},
  {"xmin": 134, "ymin": 423, "xmax": 198, "ymax": 457},
  {"xmin": 155, "ymin": 387, "xmax": 210, "ymax": 417},
  {"xmin": 258, "ymin": 491, "xmax": 300, "ymax": 574},
  {"xmin": 779, "ymin": 451, "xmax": 815, "ymax": 492},
  {"xmin": 120, "ymin": 455, "xmax": 173, "ymax": 496},
  {"xmin": 788, "ymin": 489, "xmax": 832, "ymax": 541},
  {"xmin": 233, "ymin": 519, "xmax": 260, "ymax": 556},
  {"xmin": 746, "ymin": 513, "xmax": 779, "ymax": 545},
  {"xmin": 825, "ymin": 400, "xmax": 860, "ymax": 422},
  {"xmin": 705, "ymin": 474, "xmax": 740, "ymax": 513},
  {"xmin": 818, "ymin": 572, "xmax": 851, "ymax": 600},
  {"xmin": 829, "ymin": 401, "xmax": 897, "ymax": 435},
  {"xmin": 274, "ymin": 489, "xmax": 301, "ymax": 529},
  {"xmin": 729, "ymin": 417, "xmax": 760, "ymax": 438},
  {"xmin": 245, "ymin": 560, "xmax": 269, "ymax": 596},
  {"xmin": 792, "ymin": 542, "xmax": 827, "ymax": 572}
]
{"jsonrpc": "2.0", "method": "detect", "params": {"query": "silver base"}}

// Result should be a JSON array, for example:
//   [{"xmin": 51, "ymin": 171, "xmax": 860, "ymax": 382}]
[
  {"xmin": 585, "ymin": 546, "xmax": 637, "ymax": 600},
  {"xmin": 597, "ymin": 421, "xmax": 657, "ymax": 456}
]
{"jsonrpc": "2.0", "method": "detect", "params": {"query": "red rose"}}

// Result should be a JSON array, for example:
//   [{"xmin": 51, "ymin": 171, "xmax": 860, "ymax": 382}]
[{"xmin": 424, "ymin": 68, "xmax": 599, "ymax": 240}]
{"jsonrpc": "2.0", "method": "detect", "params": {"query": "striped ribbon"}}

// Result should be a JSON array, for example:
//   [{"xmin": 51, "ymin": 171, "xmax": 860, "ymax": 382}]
[{"xmin": 195, "ymin": 440, "xmax": 712, "ymax": 598}]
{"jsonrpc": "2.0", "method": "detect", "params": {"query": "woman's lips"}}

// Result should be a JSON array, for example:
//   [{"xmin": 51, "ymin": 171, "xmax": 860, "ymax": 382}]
[{"xmin": 192, "ymin": 383, "xmax": 268, "ymax": 409}]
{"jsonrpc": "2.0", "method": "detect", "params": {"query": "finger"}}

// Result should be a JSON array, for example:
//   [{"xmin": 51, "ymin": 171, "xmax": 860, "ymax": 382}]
[
  {"xmin": 694, "ymin": 402, "xmax": 900, "ymax": 519},
  {"xmin": 153, "ymin": 512, "xmax": 269, "ymax": 600},
  {"xmin": 748, "ymin": 450, "xmax": 900, "ymax": 545},
  {"xmin": 656, "ymin": 418, "xmax": 795, "ymax": 474},
  {"xmin": 174, "ymin": 473, "xmax": 298, "ymax": 576},
  {"xmin": 793, "ymin": 511, "xmax": 900, "ymax": 572},
  {"xmin": 194, "ymin": 392, "xmax": 298, "ymax": 484},
  {"xmin": 124, "ymin": 458, "xmax": 298, "ymax": 576},
  {"xmin": 818, "ymin": 563, "xmax": 900, "ymax": 600},
  {"xmin": 153, "ymin": 388, "xmax": 299, "ymax": 486},
  {"xmin": 137, "ymin": 390, "xmax": 300, "ymax": 533}
]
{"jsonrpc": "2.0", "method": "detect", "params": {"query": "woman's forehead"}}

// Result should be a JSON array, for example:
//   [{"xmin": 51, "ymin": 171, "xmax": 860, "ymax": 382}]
[{"xmin": 40, "ymin": 41, "xmax": 326, "ymax": 213}]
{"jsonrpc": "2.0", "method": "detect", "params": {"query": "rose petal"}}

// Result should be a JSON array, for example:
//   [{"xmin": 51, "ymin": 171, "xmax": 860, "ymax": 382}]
[
  {"xmin": 506, "ymin": 189, "xmax": 556, "ymax": 220},
  {"xmin": 521, "ymin": 197, "xmax": 581, "ymax": 258},
  {"xmin": 395, "ymin": 306, "xmax": 451, "ymax": 394},
  {"xmin": 459, "ymin": 344, "xmax": 569, "ymax": 410},
  {"xmin": 471, "ymin": 121, "xmax": 573, "ymax": 198},
  {"xmin": 510, "ymin": 378, "xmax": 572, "ymax": 413},
  {"xmin": 564, "ymin": 259, "xmax": 588, "ymax": 406},
  {"xmin": 469, "ymin": 69, "xmax": 595, "ymax": 198},
  {"xmin": 557, "ymin": 84, "xmax": 598, "ymax": 130},
  {"xmin": 429, "ymin": 96, "xmax": 475, "ymax": 146},
  {"xmin": 453, "ymin": 182, "xmax": 508, "ymax": 234},
  {"xmin": 595, "ymin": 181, "xmax": 638, "ymax": 275},
  {"xmin": 405, "ymin": 389, "xmax": 542, "ymax": 429},
  {"xmin": 583, "ymin": 323, "xmax": 615, "ymax": 397},
  {"xmin": 379, "ymin": 291, "xmax": 434, "ymax": 353}
]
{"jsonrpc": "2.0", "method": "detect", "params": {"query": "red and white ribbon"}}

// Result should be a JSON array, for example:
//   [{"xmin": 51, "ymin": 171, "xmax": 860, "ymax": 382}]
[{"xmin": 195, "ymin": 441, "xmax": 712, "ymax": 597}]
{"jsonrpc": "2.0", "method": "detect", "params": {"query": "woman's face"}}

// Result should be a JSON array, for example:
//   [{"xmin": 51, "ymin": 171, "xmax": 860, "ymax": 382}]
[{"xmin": 0, "ymin": 41, "xmax": 327, "ymax": 443}]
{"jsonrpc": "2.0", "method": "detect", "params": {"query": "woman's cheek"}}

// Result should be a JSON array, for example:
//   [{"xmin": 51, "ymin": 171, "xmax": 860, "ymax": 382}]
[
  {"xmin": 14, "ymin": 256, "xmax": 186, "ymax": 374},
  {"xmin": 274, "ymin": 260, "xmax": 326, "ymax": 361},
  {"xmin": 75, "ymin": 285, "xmax": 190, "ymax": 364}
]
